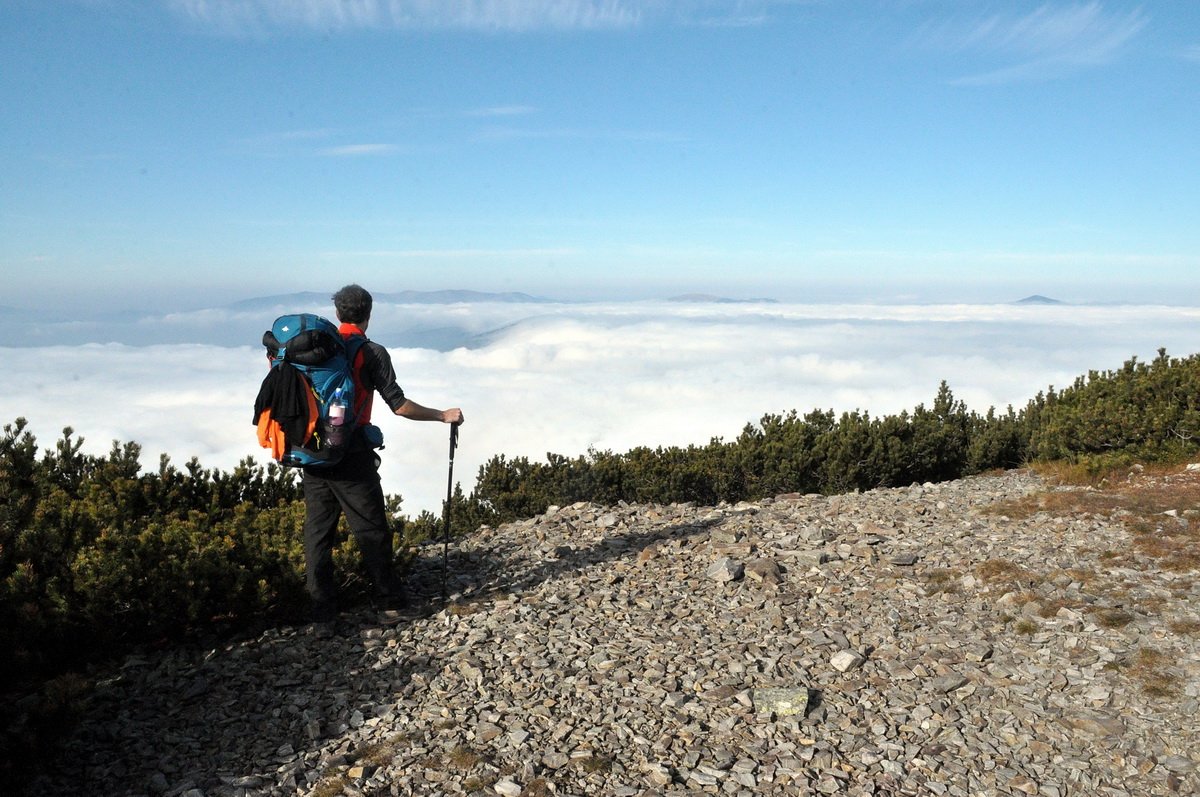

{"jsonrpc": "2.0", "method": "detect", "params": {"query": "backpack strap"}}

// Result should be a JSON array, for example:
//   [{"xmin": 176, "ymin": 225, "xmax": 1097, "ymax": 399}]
[{"xmin": 342, "ymin": 335, "xmax": 374, "ymax": 424}]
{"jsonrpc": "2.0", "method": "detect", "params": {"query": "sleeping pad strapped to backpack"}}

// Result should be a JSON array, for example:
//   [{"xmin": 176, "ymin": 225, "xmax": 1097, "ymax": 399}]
[{"xmin": 253, "ymin": 313, "xmax": 369, "ymax": 468}]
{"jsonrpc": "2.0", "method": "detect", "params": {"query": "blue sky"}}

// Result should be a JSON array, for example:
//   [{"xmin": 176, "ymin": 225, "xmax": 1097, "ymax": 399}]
[{"xmin": 3, "ymin": 0, "xmax": 1198, "ymax": 311}]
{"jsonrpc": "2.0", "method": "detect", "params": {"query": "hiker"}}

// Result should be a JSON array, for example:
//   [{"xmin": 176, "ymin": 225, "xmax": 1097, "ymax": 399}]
[{"xmin": 302, "ymin": 284, "xmax": 464, "ymax": 625}]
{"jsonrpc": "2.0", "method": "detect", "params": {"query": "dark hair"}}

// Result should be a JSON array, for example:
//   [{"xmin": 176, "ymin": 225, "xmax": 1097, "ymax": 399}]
[{"xmin": 332, "ymin": 284, "xmax": 373, "ymax": 324}]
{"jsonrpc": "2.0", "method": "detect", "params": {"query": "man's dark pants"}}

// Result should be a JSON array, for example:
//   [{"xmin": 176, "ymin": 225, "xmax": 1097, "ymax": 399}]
[{"xmin": 301, "ymin": 449, "xmax": 396, "ymax": 621}]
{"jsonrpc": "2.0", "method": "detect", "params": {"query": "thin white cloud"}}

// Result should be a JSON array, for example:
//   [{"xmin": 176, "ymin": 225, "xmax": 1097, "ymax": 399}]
[
  {"xmin": 319, "ymin": 246, "xmax": 578, "ymax": 259},
  {"xmin": 168, "ymin": 0, "xmax": 644, "ymax": 33},
  {"xmin": 275, "ymin": 127, "xmax": 341, "ymax": 141},
  {"xmin": 474, "ymin": 126, "xmax": 687, "ymax": 143},
  {"xmin": 165, "ymin": 0, "xmax": 816, "ymax": 34},
  {"xmin": 669, "ymin": 0, "xmax": 820, "ymax": 28},
  {"xmin": 1182, "ymin": 44, "xmax": 1200, "ymax": 62},
  {"xmin": 680, "ymin": 0, "xmax": 772, "ymax": 28},
  {"xmin": 690, "ymin": 13, "xmax": 766, "ymax": 28},
  {"xmin": 918, "ymin": 2, "xmax": 1148, "ymax": 85},
  {"xmin": 231, "ymin": 127, "xmax": 343, "ymax": 158},
  {"xmin": 319, "ymin": 143, "xmax": 397, "ymax": 156},
  {"xmin": 237, "ymin": 136, "xmax": 400, "ymax": 158},
  {"xmin": 465, "ymin": 105, "xmax": 538, "ymax": 117}
]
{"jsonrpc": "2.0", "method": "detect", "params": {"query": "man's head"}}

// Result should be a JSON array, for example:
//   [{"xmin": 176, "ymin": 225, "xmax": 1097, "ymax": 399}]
[{"xmin": 332, "ymin": 284, "xmax": 373, "ymax": 326}]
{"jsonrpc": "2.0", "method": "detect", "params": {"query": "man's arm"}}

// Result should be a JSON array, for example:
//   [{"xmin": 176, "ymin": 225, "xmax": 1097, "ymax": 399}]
[{"xmin": 394, "ymin": 399, "xmax": 464, "ymax": 425}]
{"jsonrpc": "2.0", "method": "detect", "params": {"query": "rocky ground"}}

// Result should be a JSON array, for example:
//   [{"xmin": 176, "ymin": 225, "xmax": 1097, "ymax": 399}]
[{"xmin": 29, "ymin": 468, "xmax": 1200, "ymax": 796}]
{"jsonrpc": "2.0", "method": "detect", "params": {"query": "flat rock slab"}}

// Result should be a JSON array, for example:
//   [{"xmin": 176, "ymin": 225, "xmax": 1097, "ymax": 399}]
[{"xmin": 751, "ymin": 687, "xmax": 812, "ymax": 716}]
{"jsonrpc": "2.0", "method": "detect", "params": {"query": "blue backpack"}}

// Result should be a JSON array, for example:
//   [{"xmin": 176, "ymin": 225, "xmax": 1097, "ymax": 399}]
[{"xmin": 256, "ymin": 313, "xmax": 369, "ymax": 467}]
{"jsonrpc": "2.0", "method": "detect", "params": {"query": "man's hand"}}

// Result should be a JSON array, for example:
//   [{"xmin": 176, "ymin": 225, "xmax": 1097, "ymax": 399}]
[{"xmin": 442, "ymin": 408, "xmax": 464, "ymax": 425}]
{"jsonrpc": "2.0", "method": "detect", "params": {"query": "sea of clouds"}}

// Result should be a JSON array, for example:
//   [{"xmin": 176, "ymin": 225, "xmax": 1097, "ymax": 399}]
[{"xmin": 4, "ymin": 299, "xmax": 1199, "ymax": 516}]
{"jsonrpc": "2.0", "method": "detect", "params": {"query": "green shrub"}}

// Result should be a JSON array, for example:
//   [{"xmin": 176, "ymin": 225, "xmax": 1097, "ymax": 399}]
[
  {"xmin": 453, "ymin": 351, "xmax": 1200, "ymax": 527},
  {"xmin": 0, "ymin": 422, "xmax": 319, "ymax": 689},
  {"xmin": 1026, "ymin": 349, "xmax": 1200, "ymax": 466}
]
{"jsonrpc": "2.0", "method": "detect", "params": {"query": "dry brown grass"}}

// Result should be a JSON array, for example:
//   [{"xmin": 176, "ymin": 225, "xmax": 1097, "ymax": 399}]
[
  {"xmin": 1169, "ymin": 618, "xmax": 1200, "ymax": 636},
  {"xmin": 356, "ymin": 733, "xmax": 413, "ymax": 768},
  {"xmin": 923, "ymin": 568, "xmax": 961, "ymax": 595},
  {"xmin": 575, "ymin": 754, "xmax": 613, "ymax": 774},
  {"xmin": 1066, "ymin": 566, "xmax": 1099, "ymax": 582},
  {"xmin": 1034, "ymin": 459, "xmax": 1183, "ymax": 488},
  {"xmin": 447, "ymin": 599, "xmax": 490, "ymax": 617},
  {"xmin": 1126, "ymin": 518, "xmax": 1200, "ymax": 572},
  {"xmin": 1034, "ymin": 597, "xmax": 1075, "ymax": 619},
  {"xmin": 309, "ymin": 735, "xmax": 424, "ymax": 797},
  {"xmin": 447, "ymin": 745, "xmax": 487, "ymax": 770},
  {"xmin": 988, "ymin": 467, "xmax": 1200, "ymax": 575},
  {"xmin": 1092, "ymin": 608, "xmax": 1135, "ymax": 628},
  {"xmin": 978, "ymin": 467, "xmax": 1200, "ymax": 663},
  {"xmin": 984, "ymin": 486, "xmax": 1122, "ymax": 520},
  {"xmin": 523, "ymin": 778, "xmax": 554, "ymax": 796},
  {"xmin": 976, "ymin": 559, "xmax": 1035, "ymax": 589},
  {"xmin": 309, "ymin": 775, "xmax": 349, "ymax": 797},
  {"xmin": 1013, "ymin": 619, "xmax": 1038, "ymax": 635},
  {"xmin": 1127, "ymin": 647, "xmax": 1181, "ymax": 698}
]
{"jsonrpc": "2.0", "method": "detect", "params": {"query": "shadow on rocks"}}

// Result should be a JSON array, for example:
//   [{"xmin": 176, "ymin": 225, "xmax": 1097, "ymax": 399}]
[
  {"xmin": 401, "ymin": 513, "xmax": 724, "ymax": 613},
  {"xmin": 25, "ymin": 614, "xmax": 438, "ymax": 796},
  {"xmin": 28, "ymin": 514, "xmax": 718, "ymax": 796}
]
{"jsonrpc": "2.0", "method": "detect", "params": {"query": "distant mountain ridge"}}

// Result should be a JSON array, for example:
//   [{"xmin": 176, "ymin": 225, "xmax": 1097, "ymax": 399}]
[
  {"xmin": 1014, "ymin": 295, "xmax": 1065, "ymax": 305},
  {"xmin": 668, "ymin": 293, "xmax": 778, "ymax": 304},
  {"xmin": 378, "ymin": 289, "xmax": 550, "ymax": 304},
  {"xmin": 229, "ymin": 289, "xmax": 550, "ymax": 311}
]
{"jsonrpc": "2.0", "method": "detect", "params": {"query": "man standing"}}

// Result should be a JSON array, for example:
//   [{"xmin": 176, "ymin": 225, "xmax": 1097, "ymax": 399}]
[{"xmin": 302, "ymin": 284, "xmax": 464, "ymax": 627}]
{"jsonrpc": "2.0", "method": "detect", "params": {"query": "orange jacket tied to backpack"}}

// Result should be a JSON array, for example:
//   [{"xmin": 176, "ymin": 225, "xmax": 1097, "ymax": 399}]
[{"xmin": 253, "ymin": 313, "xmax": 368, "ymax": 468}]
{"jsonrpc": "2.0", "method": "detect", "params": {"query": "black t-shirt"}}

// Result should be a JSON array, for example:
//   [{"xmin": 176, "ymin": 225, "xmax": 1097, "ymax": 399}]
[{"xmin": 355, "ymin": 339, "xmax": 407, "ymax": 415}]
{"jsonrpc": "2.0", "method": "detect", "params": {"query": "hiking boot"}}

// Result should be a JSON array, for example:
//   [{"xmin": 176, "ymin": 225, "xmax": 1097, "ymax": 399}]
[
  {"xmin": 311, "ymin": 598, "xmax": 339, "ymax": 624},
  {"xmin": 373, "ymin": 583, "xmax": 409, "ymax": 611},
  {"xmin": 312, "ymin": 619, "xmax": 341, "ymax": 639},
  {"xmin": 309, "ymin": 599, "xmax": 342, "ymax": 637}
]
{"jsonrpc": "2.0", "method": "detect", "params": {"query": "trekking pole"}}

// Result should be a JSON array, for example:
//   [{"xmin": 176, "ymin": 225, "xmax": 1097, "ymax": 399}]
[{"xmin": 441, "ymin": 423, "xmax": 460, "ymax": 601}]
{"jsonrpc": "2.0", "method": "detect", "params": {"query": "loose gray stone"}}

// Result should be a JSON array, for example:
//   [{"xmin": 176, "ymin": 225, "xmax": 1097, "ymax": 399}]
[
  {"xmin": 476, "ymin": 721, "xmax": 502, "ymax": 742},
  {"xmin": 26, "ymin": 469, "xmax": 1198, "ymax": 797},
  {"xmin": 831, "ymin": 649, "xmax": 867, "ymax": 672},
  {"xmin": 789, "ymin": 550, "xmax": 830, "ymax": 567},
  {"xmin": 493, "ymin": 779, "xmax": 522, "ymax": 796},
  {"xmin": 1060, "ymin": 711, "xmax": 1126, "ymax": 738},
  {"xmin": 1161, "ymin": 755, "xmax": 1195, "ymax": 774},
  {"xmin": 706, "ymin": 556, "xmax": 744, "ymax": 582},
  {"xmin": 745, "ymin": 557, "xmax": 783, "ymax": 585},
  {"xmin": 931, "ymin": 673, "xmax": 969, "ymax": 693},
  {"xmin": 543, "ymin": 751, "xmax": 570, "ymax": 769},
  {"xmin": 964, "ymin": 643, "xmax": 994, "ymax": 662},
  {"xmin": 645, "ymin": 762, "xmax": 673, "ymax": 786}
]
